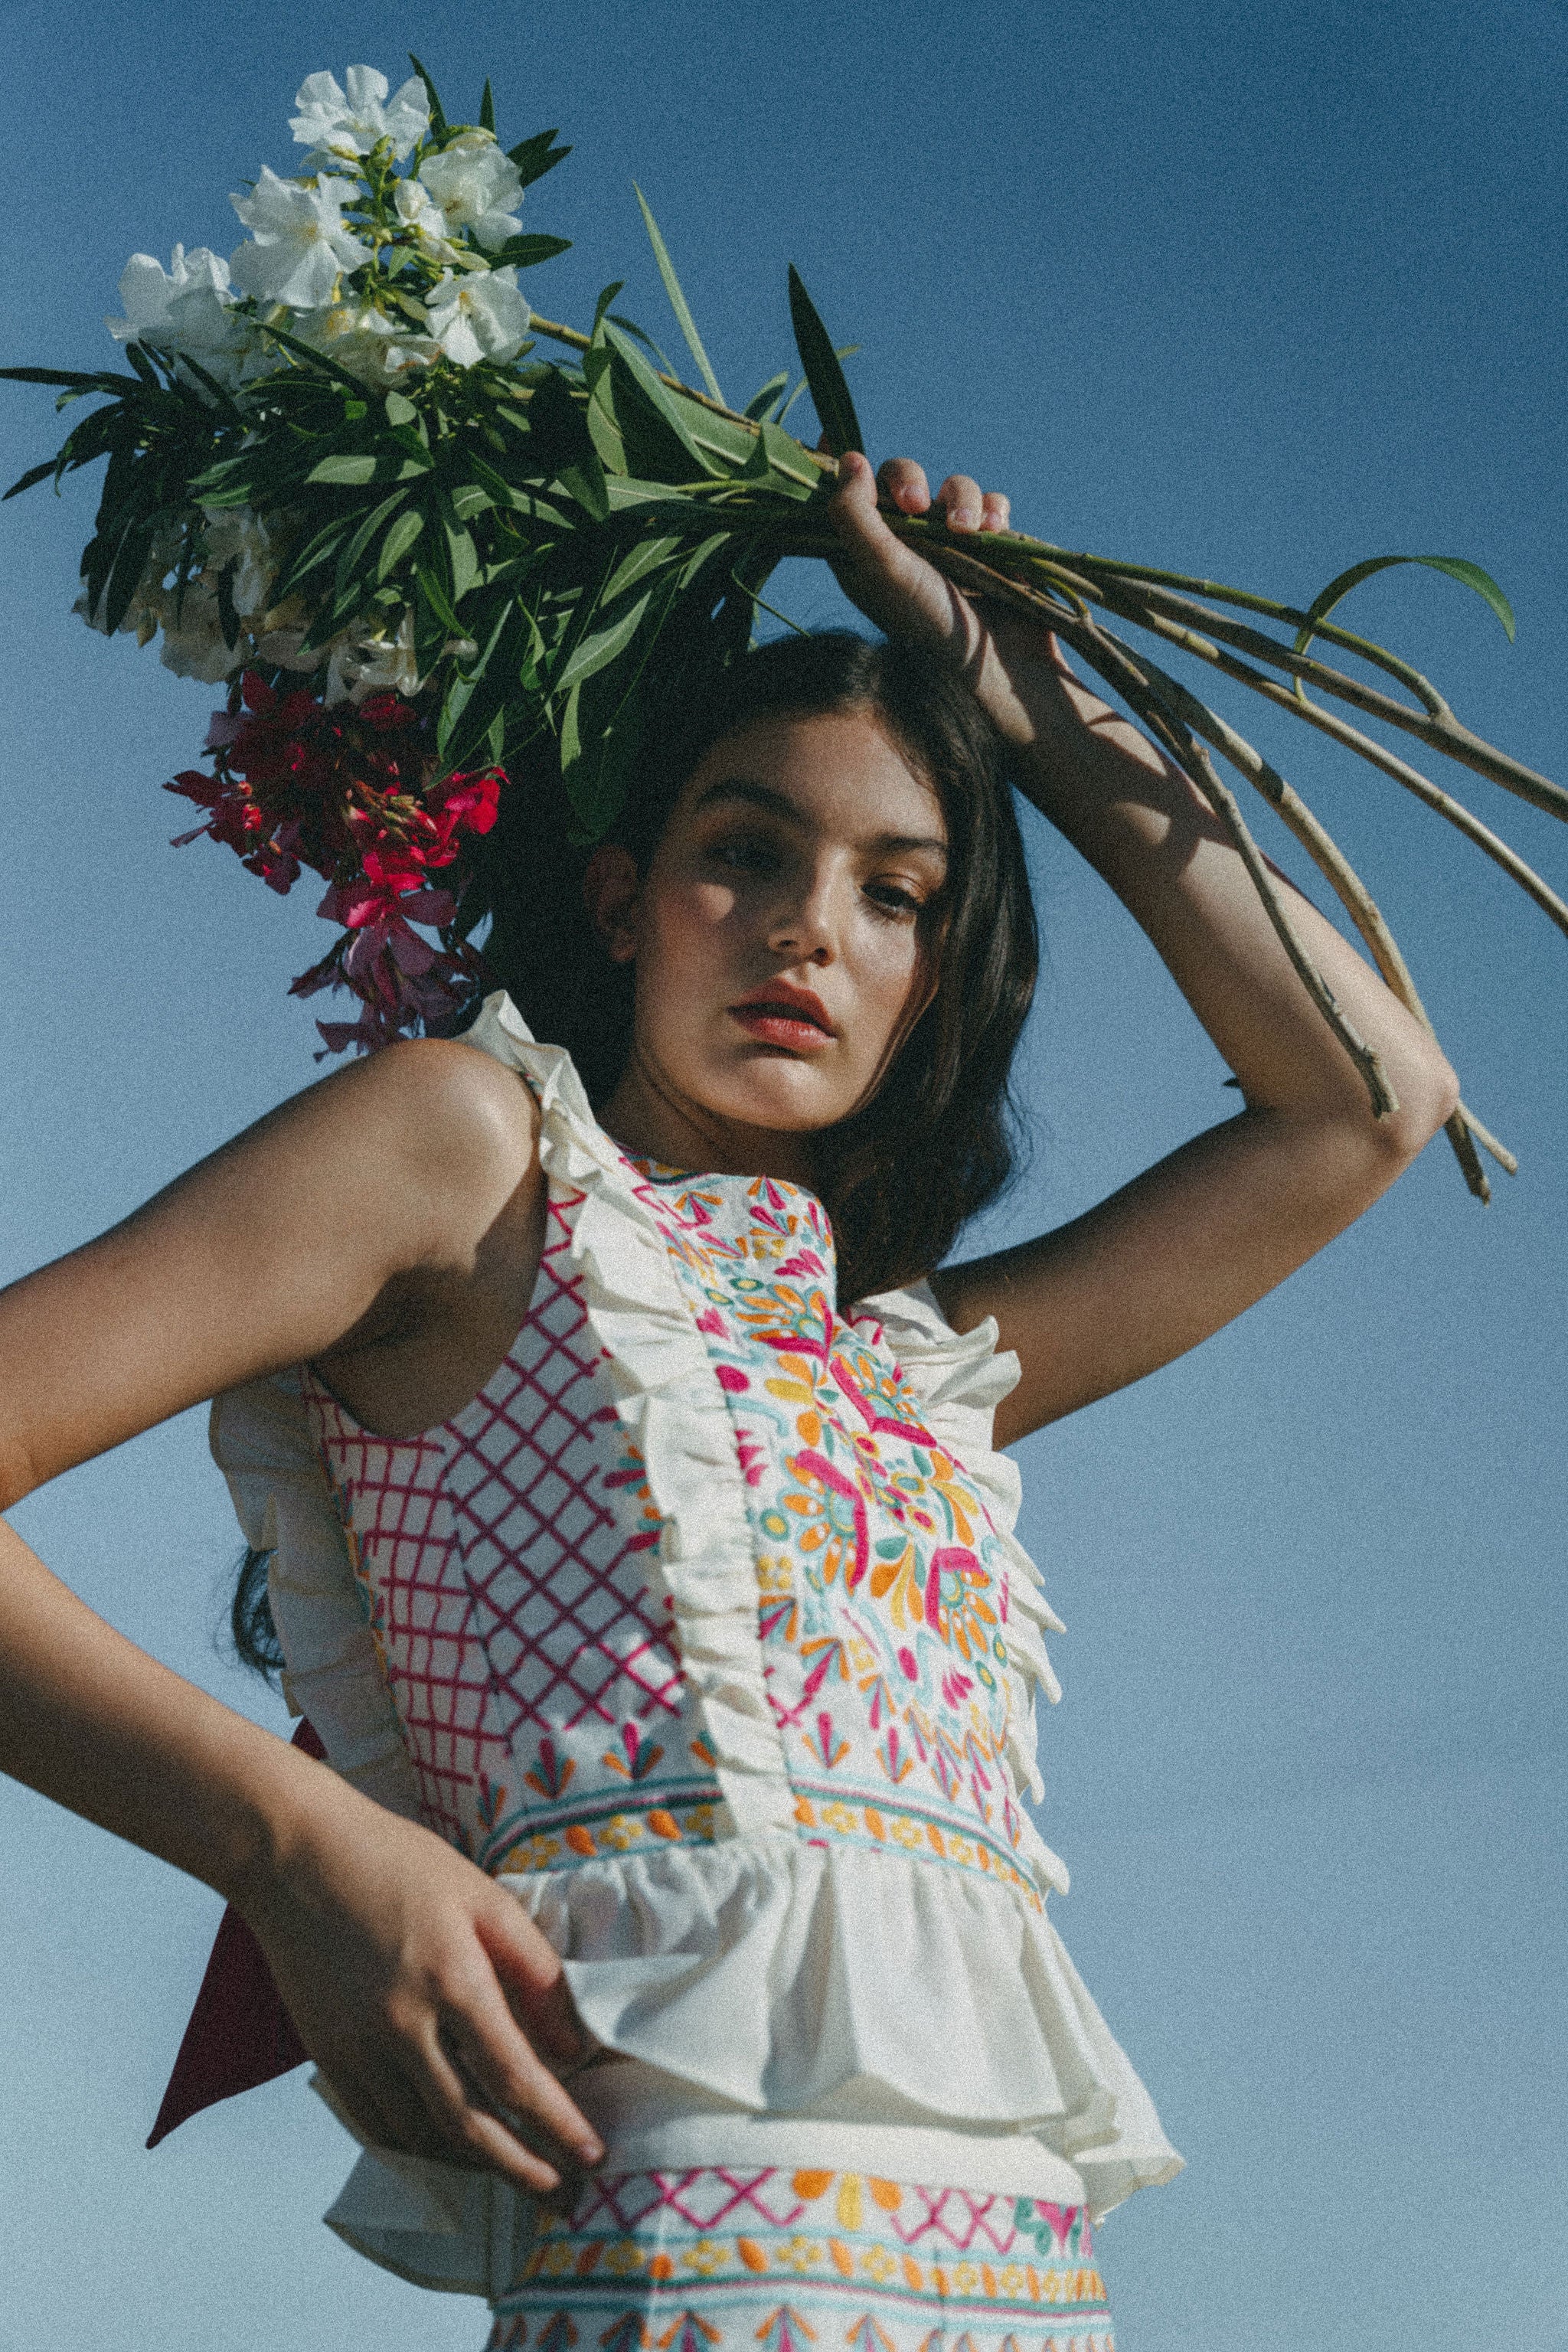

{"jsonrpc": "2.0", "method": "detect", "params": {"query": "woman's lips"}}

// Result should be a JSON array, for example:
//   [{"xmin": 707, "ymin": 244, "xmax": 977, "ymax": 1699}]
[{"xmin": 730, "ymin": 992, "xmax": 836, "ymax": 1051}]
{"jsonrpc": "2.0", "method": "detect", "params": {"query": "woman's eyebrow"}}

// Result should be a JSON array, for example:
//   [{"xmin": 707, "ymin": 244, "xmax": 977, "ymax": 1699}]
[{"xmin": 694, "ymin": 777, "xmax": 946, "ymax": 858}]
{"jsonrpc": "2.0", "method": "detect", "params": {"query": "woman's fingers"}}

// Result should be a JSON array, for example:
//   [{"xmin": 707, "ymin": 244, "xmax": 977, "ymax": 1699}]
[
  {"xmin": 982, "ymin": 489, "xmax": 1011, "ymax": 533},
  {"xmin": 412, "ymin": 2027, "xmax": 573, "ymax": 2190},
  {"xmin": 442, "ymin": 1971, "xmax": 604, "ymax": 2166},
  {"xmin": 482, "ymin": 1906, "xmax": 594, "ymax": 2075},
  {"xmin": 936, "ymin": 473, "xmax": 985, "ymax": 532},
  {"xmin": 876, "ymin": 456, "xmax": 931, "ymax": 514}
]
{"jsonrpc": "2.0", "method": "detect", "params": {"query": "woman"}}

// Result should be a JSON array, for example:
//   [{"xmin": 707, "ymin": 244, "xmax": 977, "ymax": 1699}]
[{"xmin": 0, "ymin": 451, "xmax": 1457, "ymax": 2346}]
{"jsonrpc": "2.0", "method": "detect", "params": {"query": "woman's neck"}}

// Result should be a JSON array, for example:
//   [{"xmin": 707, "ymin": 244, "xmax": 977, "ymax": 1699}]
[{"xmin": 601, "ymin": 1047, "xmax": 819, "ymax": 1184}]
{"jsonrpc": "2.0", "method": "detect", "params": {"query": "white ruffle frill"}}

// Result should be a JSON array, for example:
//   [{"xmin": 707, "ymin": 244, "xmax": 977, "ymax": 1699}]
[{"xmin": 210, "ymin": 992, "xmax": 1181, "ymax": 2292}]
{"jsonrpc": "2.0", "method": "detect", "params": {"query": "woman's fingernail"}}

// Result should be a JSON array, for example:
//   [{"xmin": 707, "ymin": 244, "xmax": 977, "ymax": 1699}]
[{"xmin": 579, "ymin": 2135, "xmax": 606, "ymax": 2164}]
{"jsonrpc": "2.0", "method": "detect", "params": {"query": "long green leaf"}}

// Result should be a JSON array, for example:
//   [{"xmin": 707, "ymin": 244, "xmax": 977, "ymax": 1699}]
[
  {"xmin": 0, "ymin": 364, "xmax": 146, "ymax": 393},
  {"xmin": 743, "ymin": 371, "xmax": 789, "ymax": 422},
  {"xmin": 479, "ymin": 78, "xmax": 496, "ymax": 134},
  {"xmin": 554, "ymin": 590, "xmax": 654, "ymax": 697},
  {"xmin": 1294, "ymin": 554, "xmax": 1517, "ymax": 676},
  {"xmin": 632, "ymin": 184, "xmax": 724, "ymax": 404},
  {"xmin": 508, "ymin": 127, "xmax": 572, "ymax": 187},
  {"xmin": 785, "ymin": 268, "xmax": 864, "ymax": 456},
  {"xmin": 407, "ymin": 52, "xmax": 448, "ymax": 142},
  {"xmin": 488, "ymin": 233, "xmax": 573, "ymax": 271},
  {"xmin": 599, "ymin": 323, "xmax": 716, "ymax": 478},
  {"xmin": 3, "ymin": 457, "xmax": 61, "ymax": 501},
  {"xmin": 377, "ymin": 506, "xmax": 426, "ymax": 579}
]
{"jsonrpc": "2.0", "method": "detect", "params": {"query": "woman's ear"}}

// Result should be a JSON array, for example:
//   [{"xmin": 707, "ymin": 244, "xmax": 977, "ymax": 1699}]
[{"xmin": 583, "ymin": 844, "xmax": 642, "ymax": 965}]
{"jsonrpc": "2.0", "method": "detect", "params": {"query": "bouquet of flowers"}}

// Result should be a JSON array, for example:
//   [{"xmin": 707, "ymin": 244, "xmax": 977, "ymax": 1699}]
[{"xmin": 5, "ymin": 57, "xmax": 1563, "ymax": 1185}]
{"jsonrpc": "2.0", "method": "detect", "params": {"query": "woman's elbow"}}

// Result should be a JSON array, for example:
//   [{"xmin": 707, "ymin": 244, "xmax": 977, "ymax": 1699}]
[{"xmin": 1376, "ymin": 1040, "xmax": 1462, "ymax": 1168}]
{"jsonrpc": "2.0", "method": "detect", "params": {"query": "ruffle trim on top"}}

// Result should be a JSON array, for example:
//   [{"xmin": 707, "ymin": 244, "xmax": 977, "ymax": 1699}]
[
  {"xmin": 462, "ymin": 989, "xmax": 798, "ymax": 1842},
  {"xmin": 858, "ymin": 1279, "xmax": 1067, "ymax": 1883},
  {"xmin": 209, "ymin": 1369, "xmax": 423, "ymax": 1823},
  {"xmin": 505, "ymin": 1831, "xmax": 1179, "ymax": 2207}
]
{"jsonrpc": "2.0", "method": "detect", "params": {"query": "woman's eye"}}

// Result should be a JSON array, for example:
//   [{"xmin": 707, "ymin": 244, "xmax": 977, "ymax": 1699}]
[
  {"xmin": 864, "ymin": 881, "xmax": 924, "ymax": 920},
  {"xmin": 707, "ymin": 833, "xmax": 779, "ymax": 874}
]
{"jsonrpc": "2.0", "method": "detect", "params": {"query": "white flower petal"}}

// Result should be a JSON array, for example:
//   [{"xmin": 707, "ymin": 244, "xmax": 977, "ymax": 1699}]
[
  {"xmin": 291, "ymin": 63, "xmax": 429, "ymax": 162},
  {"xmin": 229, "ymin": 168, "xmax": 371, "ymax": 309}
]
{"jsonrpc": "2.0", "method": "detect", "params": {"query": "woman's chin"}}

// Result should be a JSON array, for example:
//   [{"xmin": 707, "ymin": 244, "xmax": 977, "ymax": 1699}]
[{"xmin": 704, "ymin": 1058, "xmax": 860, "ymax": 1141}]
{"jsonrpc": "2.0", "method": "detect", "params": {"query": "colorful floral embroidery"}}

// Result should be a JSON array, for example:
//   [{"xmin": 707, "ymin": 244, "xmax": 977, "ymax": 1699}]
[
  {"xmin": 628, "ymin": 1165, "xmax": 1037, "ymax": 1905},
  {"xmin": 486, "ymin": 2168, "xmax": 1112, "ymax": 2352}
]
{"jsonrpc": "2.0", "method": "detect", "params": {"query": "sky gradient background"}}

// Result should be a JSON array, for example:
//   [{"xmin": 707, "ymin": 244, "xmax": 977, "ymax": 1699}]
[{"xmin": 0, "ymin": 2, "xmax": 1564, "ymax": 2346}]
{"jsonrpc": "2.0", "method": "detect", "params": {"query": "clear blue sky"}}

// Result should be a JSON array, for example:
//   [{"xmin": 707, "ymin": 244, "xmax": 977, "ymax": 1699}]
[{"xmin": 0, "ymin": 2, "xmax": 1564, "ymax": 2347}]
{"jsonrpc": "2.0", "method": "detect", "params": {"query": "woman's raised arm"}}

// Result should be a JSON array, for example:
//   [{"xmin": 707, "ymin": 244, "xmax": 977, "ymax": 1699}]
[
  {"xmin": 829, "ymin": 453, "xmax": 1459, "ymax": 1442},
  {"xmin": 0, "ymin": 1038, "xmax": 605, "ymax": 2187}
]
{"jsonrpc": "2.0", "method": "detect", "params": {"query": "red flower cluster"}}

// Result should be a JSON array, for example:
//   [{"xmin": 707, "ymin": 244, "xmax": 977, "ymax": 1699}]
[{"xmin": 166, "ymin": 674, "xmax": 505, "ymax": 1053}]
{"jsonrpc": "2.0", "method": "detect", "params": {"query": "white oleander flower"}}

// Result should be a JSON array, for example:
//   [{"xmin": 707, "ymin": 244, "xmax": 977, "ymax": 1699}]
[
  {"xmin": 105, "ymin": 247, "xmax": 262, "ymax": 390},
  {"xmin": 325, "ymin": 609, "xmax": 422, "ymax": 704},
  {"xmin": 157, "ymin": 580, "xmax": 241, "ymax": 682},
  {"xmin": 230, "ymin": 168, "xmax": 373, "ymax": 310},
  {"xmin": 290, "ymin": 296, "xmax": 438, "ymax": 384},
  {"xmin": 290, "ymin": 67, "xmax": 430, "ymax": 165},
  {"xmin": 198, "ymin": 505, "xmax": 279, "ymax": 619},
  {"xmin": 392, "ymin": 174, "xmax": 459, "ymax": 257},
  {"xmin": 415, "ymin": 131, "xmax": 524, "ymax": 252},
  {"xmin": 423, "ymin": 266, "xmax": 531, "ymax": 367}
]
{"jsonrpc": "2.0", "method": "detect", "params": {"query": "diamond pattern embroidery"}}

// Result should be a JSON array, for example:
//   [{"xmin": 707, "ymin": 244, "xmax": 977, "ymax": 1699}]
[
  {"xmin": 444, "ymin": 1187, "xmax": 682, "ymax": 1733},
  {"xmin": 302, "ymin": 1396, "xmax": 494, "ymax": 1844},
  {"xmin": 308, "ymin": 1183, "xmax": 685, "ymax": 1850}
]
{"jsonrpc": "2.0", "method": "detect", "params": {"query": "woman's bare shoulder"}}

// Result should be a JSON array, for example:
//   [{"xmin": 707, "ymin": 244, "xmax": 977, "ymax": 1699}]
[{"xmin": 0, "ymin": 1034, "xmax": 541, "ymax": 1502}]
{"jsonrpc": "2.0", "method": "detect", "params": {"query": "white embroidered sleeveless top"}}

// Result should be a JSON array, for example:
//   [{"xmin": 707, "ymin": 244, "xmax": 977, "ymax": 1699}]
[{"xmin": 211, "ymin": 993, "xmax": 1180, "ymax": 2230}]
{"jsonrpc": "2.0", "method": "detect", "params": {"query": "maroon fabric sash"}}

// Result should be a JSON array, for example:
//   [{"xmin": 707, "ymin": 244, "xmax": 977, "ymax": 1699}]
[{"xmin": 145, "ymin": 1717, "xmax": 322, "ymax": 2148}]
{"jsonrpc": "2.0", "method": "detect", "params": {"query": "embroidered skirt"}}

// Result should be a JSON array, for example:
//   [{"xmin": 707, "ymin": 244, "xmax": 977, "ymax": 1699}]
[{"xmin": 485, "ymin": 2167, "xmax": 1113, "ymax": 2352}]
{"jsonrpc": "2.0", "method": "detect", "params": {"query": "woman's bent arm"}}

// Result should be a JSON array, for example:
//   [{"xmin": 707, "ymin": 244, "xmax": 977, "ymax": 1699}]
[
  {"xmin": 0, "ymin": 1037, "xmax": 603, "ymax": 2186},
  {"xmin": 828, "ymin": 452, "xmax": 1459, "ymax": 1441}
]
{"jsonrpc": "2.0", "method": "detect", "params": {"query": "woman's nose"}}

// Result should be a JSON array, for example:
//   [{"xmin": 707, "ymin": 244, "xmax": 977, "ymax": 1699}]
[{"xmin": 766, "ymin": 869, "xmax": 838, "ymax": 962}]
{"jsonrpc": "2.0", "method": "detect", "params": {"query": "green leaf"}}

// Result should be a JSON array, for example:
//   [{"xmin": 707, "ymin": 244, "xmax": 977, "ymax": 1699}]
[
  {"xmin": 600, "ymin": 322, "xmax": 714, "ymax": 479},
  {"xmin": 479, "ymin": 77, "xmax": 496, "ymax": 134},
  {"xmin": 554, "ymin": 590, "xmax": 654, "ymax": 697},
  {"xmin": 485, "ymin": 232, "xmax": 573, "ymax": 271},
  {"xmin": 2, "ymin": 456, "xmax": 62, "ymax": 500},
  {"xmin": 408, "ymin": 52, "xmax": 448, "ymax": 142},
  {"xmin": 100, "ymin": 514, "xmax": 158, "ymax": 639},
  {"xmin": 601, "ymin": 478, "xmax": 725, "ymax": 519},
  {"xmin": 632, "ymin": 183, "xmax": 724, "ymax": 405},
  {"xmin": 378, "ymin": 506, "xmax": 426, "ymax": 579},
  {"xmin": 306, "ymin": 451, "xmax": 430, "ymax": 485},
  {"xmin": 740, "ymin": 420, "xmax": 819, "ymax": 499},
  {"xmin": 557, "ymin": 446, "xmax": 612, "ymax": 521},
  {"xmin": 0, "ymin": 364, "xmax": 146, "ymax": 393},
  {"xmin": 444, "ymin": 517, "xmax": 480, "ymax": 603},
  {"xmin": 603, "ymin": 532, "xmax": 684, "ymax": 604},
  {"xmin": 786, "ymin": 266, "xmax": 864, "ymax": 456},
  {"xmin": 743, "ymin": 371, "xmax": 789, "ymax": 422},
  {"xmin": 385, "ymin": 390, "xmax": 419, "ymax": 429},
  {"xmin": 416, "ymin": 559, "xmax": 462, "ymax": 635},
  {"xmin": 508, "ymin": 127, "xmax": 573, "ymax": 188},
  {"xmin": 592, "ymin": 281, "xmax": 626, "ymax": 338},
  {"xmin": 338, "ymin": 488, "xmax": 410, "ymax": 575},
  {"xmin": 606, "ymin": 312, "xmax": 677, "ymax": 377},
  {"xmin": 1294, "ymin": 554, "xmax": 1517, "ymax": 671}
]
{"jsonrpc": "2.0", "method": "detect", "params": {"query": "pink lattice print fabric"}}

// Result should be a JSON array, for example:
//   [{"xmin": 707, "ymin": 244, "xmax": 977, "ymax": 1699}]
[{"xmin": 300, "ymin": 1177, "xmax": 724, "ymax": 1868}]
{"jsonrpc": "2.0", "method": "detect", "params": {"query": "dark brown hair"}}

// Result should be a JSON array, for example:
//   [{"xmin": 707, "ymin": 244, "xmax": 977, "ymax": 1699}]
[{"xmin": 475, "ymin": 629, "xmax": 1038, "ymax": 1303}]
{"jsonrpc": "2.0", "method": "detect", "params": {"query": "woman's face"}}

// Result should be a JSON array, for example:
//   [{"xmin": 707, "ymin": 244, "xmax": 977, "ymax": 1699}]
[{"xmin": 593, "ymin": 707, "xmax": 949, "ymax": 1177}]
